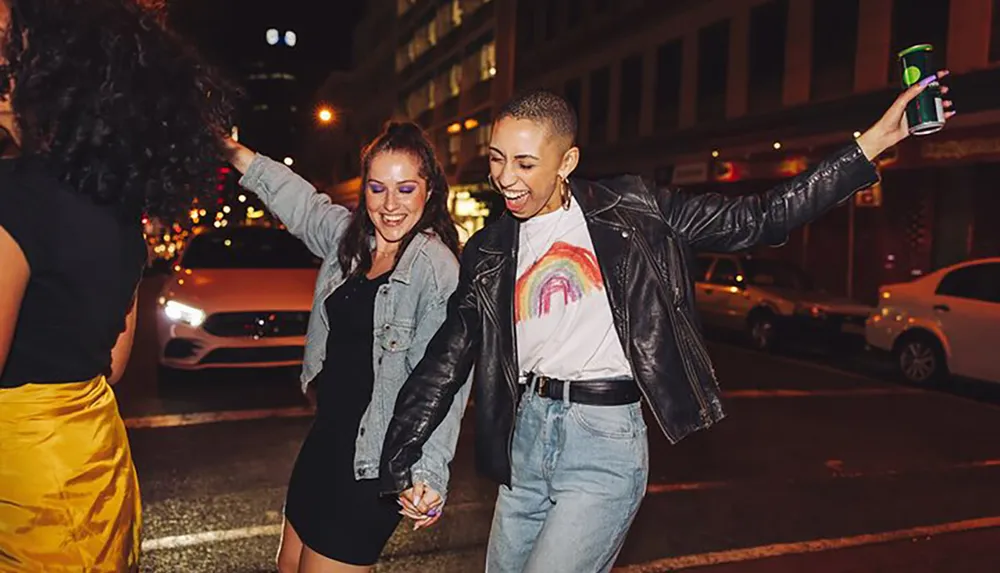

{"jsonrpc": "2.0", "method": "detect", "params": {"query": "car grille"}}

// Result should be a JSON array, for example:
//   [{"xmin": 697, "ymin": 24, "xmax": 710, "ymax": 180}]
[
  {"xmin": 202, "ymin": 311, "xmax": 309, "ymax": 338},
  {"xmin": 199, "ymin": 346, "xmax": 305, "ymax": 365}
]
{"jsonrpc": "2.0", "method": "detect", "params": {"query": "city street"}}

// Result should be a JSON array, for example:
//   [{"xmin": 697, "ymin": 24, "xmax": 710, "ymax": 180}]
[{"xmin": 118, "ymin": 277, "xmax": 1000, "ymax": 572}]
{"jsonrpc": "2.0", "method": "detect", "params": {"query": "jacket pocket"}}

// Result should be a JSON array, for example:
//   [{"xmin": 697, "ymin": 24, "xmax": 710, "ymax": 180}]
[{"xmin": 379, "ymin": 322, "xmax": 414, "ymax": 353}]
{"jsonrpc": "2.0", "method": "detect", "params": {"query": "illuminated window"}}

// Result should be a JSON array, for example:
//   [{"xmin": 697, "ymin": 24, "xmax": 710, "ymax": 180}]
[
  {"xmin": 475, "ymin": 124, "xmax": 491, "ymax": 156},
  {"xmin": 448, "ymin": 134, "xmax": 462, "ymax": 165},
  {"xmin": 479, "ymin": 41, "xmax": 496, "ymax": 81},
  {"xmin": 449, "ymin": 63, "xmax": 463, "ymax": 96},
  {"xmin": 452, "ymin": 0, "xmax": 464, "ymax": 26}
]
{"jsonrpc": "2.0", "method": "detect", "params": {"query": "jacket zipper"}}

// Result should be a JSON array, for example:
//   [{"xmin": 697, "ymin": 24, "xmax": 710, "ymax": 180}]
[
  {"xmin": 632, "ymin": 230, "xmax": 713, "ymax": 421},
  {"xmin": 474, "ymin": 268, "xmax": 520, "ymax": 481},
  {"xmin": 607, "ymin": 230, "xmax": 675, "ymax": 442},
  {"xmin": 664, "ymin": 239, "xmax": 716, "ymax": 419}
]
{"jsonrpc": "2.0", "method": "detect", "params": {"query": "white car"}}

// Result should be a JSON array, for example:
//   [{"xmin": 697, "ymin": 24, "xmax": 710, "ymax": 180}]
[
  {"xmin": 866, "ymin": 257, "xmax": 1000, "ymax": 385},
  {"xmin": 156, "ymin": 226, "xmax": 320, "ymax": 374}
]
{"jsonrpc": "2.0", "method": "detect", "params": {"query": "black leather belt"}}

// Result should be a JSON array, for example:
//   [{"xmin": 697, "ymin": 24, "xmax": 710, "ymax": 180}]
[{"xmin": 523, "ymin": 373, "xmax": 642, "ymax": 406}]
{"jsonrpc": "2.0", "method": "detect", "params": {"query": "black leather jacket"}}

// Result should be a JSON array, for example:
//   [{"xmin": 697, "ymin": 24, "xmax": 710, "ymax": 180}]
[{"xmin": 381, "ymin": 141, "xmax": 878, "ymax": 494}]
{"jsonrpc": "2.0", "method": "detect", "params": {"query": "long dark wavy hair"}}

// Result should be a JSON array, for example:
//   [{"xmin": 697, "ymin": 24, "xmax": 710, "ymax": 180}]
[
  {"xmin": 0, "ymin": 0, "xmax": 235, "ymax": 220},
  {"xmin": 338, "ymin": 122, "xmax": 460, "ymax": 276}
]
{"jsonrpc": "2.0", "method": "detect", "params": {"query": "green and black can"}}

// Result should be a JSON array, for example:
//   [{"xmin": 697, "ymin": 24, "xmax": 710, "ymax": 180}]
[{"xmin": 898, "ymin": 44, "xmax": 945, "ymax": 136}]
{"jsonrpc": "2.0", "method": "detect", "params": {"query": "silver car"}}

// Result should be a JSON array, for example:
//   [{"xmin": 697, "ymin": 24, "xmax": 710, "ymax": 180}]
[{"xmin": 692, "ymin": 254, "xmax": 872, "ymax": 351}]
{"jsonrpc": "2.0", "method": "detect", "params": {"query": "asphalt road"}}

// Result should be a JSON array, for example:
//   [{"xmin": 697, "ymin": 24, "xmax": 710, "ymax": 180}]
[{"xmin": 115, "ymin": 276, "xmax": 1000, "ymax": 572}]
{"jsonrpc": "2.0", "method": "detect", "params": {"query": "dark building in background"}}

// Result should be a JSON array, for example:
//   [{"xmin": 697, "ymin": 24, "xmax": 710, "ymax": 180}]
[
  {"xmin": 235, "ymin": 27, "xmax": 310, "ymax": 167},
  {"xmin": 513, "ymin": 0, "xmax": 1000, "ymax": 302}
]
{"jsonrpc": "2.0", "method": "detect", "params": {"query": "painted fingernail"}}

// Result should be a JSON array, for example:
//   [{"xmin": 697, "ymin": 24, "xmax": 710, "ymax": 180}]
[
  {"xmin": 427, "ymin": 508, "xmax": 439, "ymax": 517},
  {"xmin": 918, "ymin": 76, "xmax": 937, "ymax": 88}
]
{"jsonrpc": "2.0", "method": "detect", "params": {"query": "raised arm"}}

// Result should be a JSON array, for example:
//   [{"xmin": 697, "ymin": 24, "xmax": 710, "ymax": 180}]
[
  {"xmin": 656, "ymin": 70, "xmax": 952, "ymax": 252},
  {"xmin": 227, "ymin": 141, "xmax": 351, "ymax": 259}
]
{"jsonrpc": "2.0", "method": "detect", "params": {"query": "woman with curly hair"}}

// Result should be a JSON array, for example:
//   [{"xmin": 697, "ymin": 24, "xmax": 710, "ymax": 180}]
[{"xmin": 0, "ymin": 0, "xmax": 234, "ymax": 569}]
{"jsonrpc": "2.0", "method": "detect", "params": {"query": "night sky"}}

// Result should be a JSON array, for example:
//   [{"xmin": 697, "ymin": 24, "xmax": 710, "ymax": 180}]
[{"xmin": 169, "ymin": 0, "xmax": 365, "ymax": 93}]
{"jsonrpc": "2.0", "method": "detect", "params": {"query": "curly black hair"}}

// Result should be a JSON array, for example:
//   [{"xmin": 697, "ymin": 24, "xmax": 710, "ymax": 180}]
[
  {"xmin": 0, "ymin": 0, "xmax": 236, "ymax": 220},
  {"xmin": 338, "ymin": 121, "xmax": 460, "ymax": 276}
]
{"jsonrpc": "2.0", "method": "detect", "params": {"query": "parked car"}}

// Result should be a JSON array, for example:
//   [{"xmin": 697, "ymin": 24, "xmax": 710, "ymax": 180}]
[
  {"xmin": 692, "ymin": 254, "xmax": 872, "ymax": 351},
  {"xmin": 866, "ymin": 257, "xmax": 1000, "ymax": 385},
  {"xmin": 156, "ymin": 226, "xmax": 320, "ymax": 377}
]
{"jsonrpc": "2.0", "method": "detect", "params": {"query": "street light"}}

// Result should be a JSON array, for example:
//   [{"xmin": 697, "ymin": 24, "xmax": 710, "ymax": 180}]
[
  {"xmin": 317, "ymin": 107, "xmax": 335, "ymax": 124},
  {"xmin": 283, "ymin": 157, "xmax": 294, "ymax": 166}
]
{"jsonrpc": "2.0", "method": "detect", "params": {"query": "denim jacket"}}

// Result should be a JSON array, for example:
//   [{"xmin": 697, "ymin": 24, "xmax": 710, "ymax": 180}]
[{"xmin": 239, "ymin": 154, "xmax": 470, "ymax": 500}]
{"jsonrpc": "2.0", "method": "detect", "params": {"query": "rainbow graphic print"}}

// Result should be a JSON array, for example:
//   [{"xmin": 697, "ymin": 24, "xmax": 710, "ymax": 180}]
[{"xmin": 515, "ymin": 241, "xmax": 604, "ymax": 323}]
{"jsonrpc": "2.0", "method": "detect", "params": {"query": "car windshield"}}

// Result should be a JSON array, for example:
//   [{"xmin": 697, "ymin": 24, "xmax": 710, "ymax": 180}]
[
  {"xmin": 181, "ymin": 228, "xmax": 321, "ymax": 270},
  {"xmin": 743, "ymin": 259, "xmax": 814, "ymax": 291}
]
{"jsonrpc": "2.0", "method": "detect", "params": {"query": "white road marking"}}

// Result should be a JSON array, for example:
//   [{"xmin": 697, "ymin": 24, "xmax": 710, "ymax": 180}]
[
  {"xmin": 124, "ymin": 406, "xmax": 312, "ymax": 429},
  {"xmin": 142, "ymin": 524, "xmax": 283, "ymax": 551},
  {"xmin": 612, "ymin": 515, "xmax": 1000, "ymax": 572}
]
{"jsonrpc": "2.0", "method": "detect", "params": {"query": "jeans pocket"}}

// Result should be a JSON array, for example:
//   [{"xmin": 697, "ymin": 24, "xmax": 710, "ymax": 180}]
[{"xmin": 569, "ymin": 402, "xmax": 643, "ymax": 439}]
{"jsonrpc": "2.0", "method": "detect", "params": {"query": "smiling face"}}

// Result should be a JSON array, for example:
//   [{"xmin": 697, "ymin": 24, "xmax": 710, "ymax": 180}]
[
  {"xmin": 365, "ymin": 150, "xmax": 429, "ymax": 248},
  {"xmin": 488, "ymin": 116, "xmax": 579, "ymax": 219}
]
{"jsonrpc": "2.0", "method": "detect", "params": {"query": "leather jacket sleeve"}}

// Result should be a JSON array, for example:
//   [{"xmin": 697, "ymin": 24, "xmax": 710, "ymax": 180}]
[
  {"xmin": 654, "ymin": 141, "xmax": 879, "ymax": 252},
  {"xmin": 379, "ymin": 245, "xmax": 482, "ymax": 496}
]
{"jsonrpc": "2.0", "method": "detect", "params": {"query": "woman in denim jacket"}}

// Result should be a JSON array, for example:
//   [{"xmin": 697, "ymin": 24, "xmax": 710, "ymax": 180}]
[{"xmin": 227, "ymin": 122, "xmax": 471, "ymax": 572}]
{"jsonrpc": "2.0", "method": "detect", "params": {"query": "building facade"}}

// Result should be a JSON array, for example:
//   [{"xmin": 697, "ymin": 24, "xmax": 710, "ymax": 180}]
[{"xmin": 512, "ymin": 0, "xmax": 1000, "ymax": 302}]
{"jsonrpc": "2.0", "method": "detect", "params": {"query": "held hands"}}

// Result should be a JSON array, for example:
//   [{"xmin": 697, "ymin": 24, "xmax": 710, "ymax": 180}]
[
  {"xmin": 398, "ymin": 482, "xmax": 444, "ymax": 531},
  {"xmin": 856, "ymin": 69, "xmax": 954, "ymax": 162}
]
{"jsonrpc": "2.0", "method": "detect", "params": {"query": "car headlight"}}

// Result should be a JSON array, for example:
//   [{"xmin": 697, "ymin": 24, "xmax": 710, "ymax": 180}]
[{"xmin": 163, "ymin": 300, "xmax": 206, "ymax": 327}]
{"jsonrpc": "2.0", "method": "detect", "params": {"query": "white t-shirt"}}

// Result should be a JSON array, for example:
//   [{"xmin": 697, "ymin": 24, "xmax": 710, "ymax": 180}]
[{"xmin": 515, "ymin": 199, "xmax": 633, "ymax": 381}]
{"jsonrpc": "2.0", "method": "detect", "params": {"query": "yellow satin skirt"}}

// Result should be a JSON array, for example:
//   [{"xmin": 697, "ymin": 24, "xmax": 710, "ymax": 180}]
[{"xmin": 0, "ymin": 376, "xmax": 141, "ymax": 572}]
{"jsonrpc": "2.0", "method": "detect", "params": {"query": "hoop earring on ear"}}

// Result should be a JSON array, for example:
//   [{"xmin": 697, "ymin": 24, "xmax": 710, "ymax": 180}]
[{"xmin": 560, "ymin": 176, "xmax": 571, "ymax": 210}]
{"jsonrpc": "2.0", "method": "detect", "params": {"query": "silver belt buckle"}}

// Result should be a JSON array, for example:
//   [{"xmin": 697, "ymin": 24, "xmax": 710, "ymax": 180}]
[{"xmin": 535, "ymin": 375, "xmax": 549, "ymax": 397}]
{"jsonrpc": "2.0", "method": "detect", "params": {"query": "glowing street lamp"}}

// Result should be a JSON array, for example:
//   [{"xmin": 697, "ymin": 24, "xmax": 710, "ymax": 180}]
[{"xmin": 317, "ymin": 108, "xmax": 335, "ymax": 124}]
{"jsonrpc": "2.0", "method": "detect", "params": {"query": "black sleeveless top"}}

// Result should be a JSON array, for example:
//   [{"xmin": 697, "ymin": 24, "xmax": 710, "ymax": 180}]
[{"xmin": 0, "ymin": 158, "xmax": 147, "ymax": 387}]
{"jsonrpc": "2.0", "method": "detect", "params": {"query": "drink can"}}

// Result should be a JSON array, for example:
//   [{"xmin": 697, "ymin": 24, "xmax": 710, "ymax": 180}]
[{"xmin": 898, "ymin": 44, "xmax": 945, "ymax": 136}]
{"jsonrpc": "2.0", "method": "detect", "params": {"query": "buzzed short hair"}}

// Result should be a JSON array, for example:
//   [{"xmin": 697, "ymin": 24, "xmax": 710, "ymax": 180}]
[{"xmin": 495, "ymin": 89, "xmax": 578, "ymax": 143}]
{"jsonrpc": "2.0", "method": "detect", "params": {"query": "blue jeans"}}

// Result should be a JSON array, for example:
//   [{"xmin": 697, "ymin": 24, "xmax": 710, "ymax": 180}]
[{"xmin": 486, "ymin": 382, "xmax": 649, "ymax": 573}]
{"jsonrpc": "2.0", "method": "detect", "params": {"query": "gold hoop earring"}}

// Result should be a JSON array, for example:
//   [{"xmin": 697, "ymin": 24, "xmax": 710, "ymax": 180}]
[{"xmin": 560, "ymin": 176, "xmax": 571, "ymax": 210}]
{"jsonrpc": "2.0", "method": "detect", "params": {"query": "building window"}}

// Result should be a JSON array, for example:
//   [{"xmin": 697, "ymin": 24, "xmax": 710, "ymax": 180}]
[
  {"xmin": 748, "ymin": 0, "xmax": 787, "ymax": 114},
  {"xmin": 697, "ymin": 20, "xmax": 730, "ymax": 124},
  {"xmin": 448, "ymin": 133, "xmax": 462, "ymax": 165},
  {"xmin": 475, "ymin": 124, "xmax": 491, "ymax": 156},
  {"xmin": 589, "ymin": 66, "xmax": 611, "ymax": 144},
  {"xmin": 452, "ymin": 0, "xmax": 464, "ymax": 26},
  {"xmin": 990, "ymin": 0, "xmax": 1000, "ymax": 62},
  {"xmin": 889, "ymin": 0, "xmax": 950, "ymax": 84},
  {"xmin": 811, "ymin": 0, "xmax": 858, "ymax": 100},
  {"xmin": 655, "ymin": 39, "xmax": 682, "ymax": 132},
  {"xmin": 479, "ymin": 41, "xmax": 497, "ymax": 81},
  {"xmin": 397, "ymin": 0, "xmax": 417, "ymax": 16},
  {"xmin": 565, "ymin": 77, "xmax": 583, "ymax": 120},
  {"xmin": 619, "ymin": 54, "xmax": 642, "ymax": 140},
  {"xmin": 449, "ymin": 62, "xmax": 463, "ymax": 97}
]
